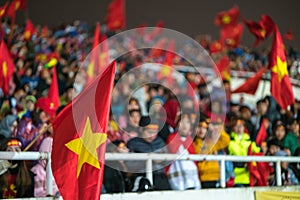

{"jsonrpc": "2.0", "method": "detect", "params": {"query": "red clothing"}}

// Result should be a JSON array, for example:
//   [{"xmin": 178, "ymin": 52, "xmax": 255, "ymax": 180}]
[{"xmin": 2, "ymin": 174, "xmax": 17, "ymax": 198}]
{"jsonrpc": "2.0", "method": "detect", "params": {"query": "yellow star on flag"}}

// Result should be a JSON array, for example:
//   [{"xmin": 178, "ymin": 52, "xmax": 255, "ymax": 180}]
[
  {"xmin": 222, "ymin": 15, "xmax": 231, "ymax": 24},
  {"xmin": 271, "ymin": 56, "xmax": 288, "ymax": 82},
  {"xmin": 2, "ymin": 61, "xmax": 7, "ymax": 77},
  {"xmin": 260, "ymin": 29, "xmax": 266, "ymax": 38},
  {"xmin": 65, "ymin": 117, "xmax": 107, "ymax": 178}
]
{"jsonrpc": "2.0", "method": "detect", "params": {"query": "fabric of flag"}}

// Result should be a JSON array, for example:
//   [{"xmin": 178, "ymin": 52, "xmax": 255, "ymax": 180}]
[
  {"xmin": 6, "ymin": 0, "xmax": 24, "ymax": 18},
  {"xmin": 87, "ymin": 23, "xmax": 101, "ymax": 83},
  {"xmin": 40, "ymin": 25, "xmax": 49, "ymax": 38},
  {"xmin": 157, "ymin": 39, "xmax": 175, "ymax": 85},
  {"xmin": 248, "ymin": 143, "xmax": 272, "ymax": 186},
  {"xmin": 220, "ymin": 23, "xmax": 243, "ymax": 48},
  {"xmin": 106, "ymin": 0, "xmax": 125, "ymax": 31},
  {"xmin": 244, "ymin": 15, "xmax": 275, "ymax": 46},
  {"xmin": 269, "ymin": 26, "xmax": 294, "ymax": 109},
  {"xmin": 255, "ymin": 118, "xmax": 268, "ymax": 146},
  {"xmin": 0, "ymin": 41, "xmax": 15, "ymax": 95},
  {"xmin": 52, "ymin": 61, "xmax": 116, "ymax": 200},
  {"xmin": 232, "ymin": 67, "xmax": 267, "ymax": 95},
  {"xmin": 23, "ymin": 19, "xmax": 36, "ymax": 40},
  {"xmin": 215, "ymin": 6, "xmax": 240, "ymax": 27},
  {"xmin": 0, "ymin": 2, "xmax": 8, "ymax": 18},
  {"xmin": 283, "ymin": 30, "xmax": 294, "ymax": 41},
  {"xmin": 215, "ymin": 55, "xmax": 231, "ymax": 81},
  {"xmin": 210, "ymin": 40, "xmax": 224, "ymax": 53},
  {"xmin": 148, "ymin": 21, "xmax": 164, "ymax": 41},
  {"xmin": 48, "ymin": 66, "xmax": 60, "ymax": 112}
]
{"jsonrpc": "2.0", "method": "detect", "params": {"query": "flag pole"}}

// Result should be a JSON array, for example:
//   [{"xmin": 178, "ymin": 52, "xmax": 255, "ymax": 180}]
[{"xmin": 23, "ymin": 124, "xmax": 52, "ymax": 151}]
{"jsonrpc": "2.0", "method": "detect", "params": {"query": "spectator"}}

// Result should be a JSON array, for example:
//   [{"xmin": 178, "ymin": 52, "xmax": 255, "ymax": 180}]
[
  {"xmin": 274, "ymin": 151, "xmax": 299, "ymax": 186},
  {"xmin": 0, "ymin": 115, "xmax": 18, "ymax": 138},
  {"xmin": 290, "ymin": 147, "xmax": 300, "ymax": 182},
  {"xmin": 127, "ymin": 122, "xmax": 171, "ymax": 191},
  {"xmin": 0, "ymin": 138, "xmax": 34, "ymax": 198},
  {"xmin": 228, "ymin": 118, "xmax": 260, "ymax": 187},
  {"xmin": 194, "ymin": 119, "xmax": 230, "ymax": 188},
  {"xmin": 31, "ymin": 135, "xmax": 59, "ymax": 197},
  {"xmin": 166, "ymin": 114, "xmax": 201, "ymax": 190}
]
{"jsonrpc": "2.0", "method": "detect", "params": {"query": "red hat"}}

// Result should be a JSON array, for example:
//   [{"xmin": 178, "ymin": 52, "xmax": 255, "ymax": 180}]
[{"xmin": 36, "ymin": 97, "xmax": 56, "ymax": 116}]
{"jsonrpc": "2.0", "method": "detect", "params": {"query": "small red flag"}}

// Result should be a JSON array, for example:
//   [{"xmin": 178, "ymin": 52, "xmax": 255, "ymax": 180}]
[
  {"xmin": 157, "ymin": 39, "xmax": 175, "ymax": 85},
  {"xmin": 52, "ymin": 62, "xmax": 116, "ymax": 200},
  {"xmin": 210, "ymin": 40, "xmax": 224, "ymax": 53},
  {"xmin": 0, "ymin": 2, "xmax": 8, "ymax": 18},
  {"xmin": 6, "ymin": 0, "xmax": 25, "ymax": 18},
  {"xmin": 220, "ymin": 23, "xmax": 244, "ymax": 48},
  {"xmin": 284, "ymin": 30, "xmax": 294, "ymax": 41},
  {"xmin": 106, "ymin": 0, "xmax": 125, "ymax": 31},
  {"xmin": 232, "ymin": 67, "xmax": 267, "ymax": 95},
  {"xmin": 269, "ymin": 26, "xmax": 294, "ymax": 109},
  {"xmin": 244, "ymin": 15, "xmax": 275, "ymax": 46},
  {"xmin": 215, "ymin": 55, "xmax": 231, "ymax": 81},
  {"xmin": 215, "ymin": 6, "xmax": 240, "ymax": 27},
  {"xmin": 48, "ymin": 65, "xmax": 60, "ymax": 112},
  {"xmin": 255, "ymin": 118, "xmax": 268, "ymax": 146},
  {"xmin": 23, "ymin": 19, "xmax": 36, "ymax": 40},
  {"xmin": 0, "ymin": 40, "xmax": 15, "ymax": 95}
]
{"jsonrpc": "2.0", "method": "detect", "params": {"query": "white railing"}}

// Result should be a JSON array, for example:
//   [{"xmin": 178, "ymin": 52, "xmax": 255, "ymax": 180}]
[{"xmin": 0, "ymin": 152, "xmax": 299, "ymax": 196}]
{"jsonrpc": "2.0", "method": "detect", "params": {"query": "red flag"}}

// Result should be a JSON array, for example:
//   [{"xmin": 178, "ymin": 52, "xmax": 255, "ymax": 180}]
[
  {"xmin": 0, "ymin": 41, "xmax": 15, "ymax": 95},
  {"xmin": 52, "ymin": 62, "xmax": 116, "ymax": 200},
  {"xmin": 210, "ymin": 40, "xmax": 224, "ymax": 53},
  {"xmin": 269, "ymin": 26, "xmax": 294, "ymax": 109},
  {"xmin": 23, "ymin": 19, "xmax": 36, "ymax": 40},
  {"xmin": 40, "ymin": 25, "xmax": 49, "ymax": 38},
  {"xmin": 106, "ymin": 0, "xmax": 125, "ymax": 31},
  {"xmin": 215, "ymin": 55, "xmax": 231, "ymax": 81},
  {"xmin": 157, "ymin": 39, "xmax": 175, "ymax": 85},
  {"xmin": 6, "ymin": 0, "xmax": 24, "ymax": 18},
  {"xmin": 244, "ymin": 15, "xmax": 275, "ymax": 46},
  {"xmin": 148, "ymin": 21, "xmax": 164, "ymax": 40},
  {"xmin": 220, "ymin": 23, "xmax": 244, "ymax": 48},
  {"xmin": 232, "ymin": 67, "xmax": 267, "ymax": 94},
  {"xmin": 255, "ymin": 118, "xmax": 268, "ymax": 146},
  {"xmin": 284, "ymin": 30, "xmax": 294, "ymax": 41},
  {"xmin": 215, "ymin": 6, "xmax": 240, "ymax": 27},
  {"xmin": 87, "ymin": 23, "xmax": 101, "ymax": 83},
  {"xmin": 48, "ymin": 66, "xmax": 60, "ymax": 112},
  {"xmin": 0, "ymin": 2, "xmax": 8, "ymax": 18}
]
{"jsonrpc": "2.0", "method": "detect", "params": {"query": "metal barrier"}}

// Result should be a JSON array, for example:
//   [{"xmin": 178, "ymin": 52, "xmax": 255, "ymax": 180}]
[{"xmin": 0, "ymin": 152, "xmax": 299, "ymax": 196}]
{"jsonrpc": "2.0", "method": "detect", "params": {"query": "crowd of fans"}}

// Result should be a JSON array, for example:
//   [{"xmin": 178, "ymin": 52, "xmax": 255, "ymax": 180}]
[{"xmin": 0, "ymin": 19, "xmax": 300, "ymax": 198}]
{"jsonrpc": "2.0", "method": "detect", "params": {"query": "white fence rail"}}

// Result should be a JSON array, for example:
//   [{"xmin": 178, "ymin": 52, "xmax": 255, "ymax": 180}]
[{"xmin": 0, "ymin": 152, "xmax": 299, "ymax": 196}]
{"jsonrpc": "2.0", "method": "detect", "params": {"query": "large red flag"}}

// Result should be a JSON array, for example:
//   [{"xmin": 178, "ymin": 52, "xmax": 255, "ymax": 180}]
[
  {"xmin": 232, "ymin": 67, "xmax": 267, "ymax": 95},
  {"xmin": 244, "ymin": 15, "xmax": 275, "ymax": 46},
  {"xmin": 52, "ymin": 62, "xmax": 116, "ymax": 200},
  {"xmin": 269, "ymin": 26, "xmax": 294, "ymax": 109},
  {"xmin": 106, "ymin": 0, "xmax": 125, "ymax": 31},
  {"xmin": 0, "ymin": 41, "xmax": 15, "ymax": 95},
  {"xmin": 215, "ymin": 6, "xmax": 240, "ymax": 27},
  {"xmin": 23, "ymin": 19, "xmax": 36, "ymax": 40},
  {"xmin": 220, "ymin": 23, "xmax": 244, "ymax": 48}
]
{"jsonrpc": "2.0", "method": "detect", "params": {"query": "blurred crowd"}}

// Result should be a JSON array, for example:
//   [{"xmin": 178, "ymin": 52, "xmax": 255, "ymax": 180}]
[{"xmin": 0, "ymin": 20, "xmax": 300, "ymax": 198}]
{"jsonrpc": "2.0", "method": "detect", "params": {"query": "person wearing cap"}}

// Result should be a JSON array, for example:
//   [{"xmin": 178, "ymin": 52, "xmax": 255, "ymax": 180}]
[
  {"xmin": 194, "ymin": 119, "xmax": 230, "ymax": 188},
  {"xmin": 166, "ymin": 114, "xmax": 201, "ymax": 190},
  {"xmin": 17, "ymin": 95, "xmax": 37, "ymax": 119},
  {"xmin": 228, "ymin": 118, "xmax": 260, "ymax": 187},
  {"xmin": 126, "ymin": 122, "xmax": 171, "ymax": 190},
  {"xmin": 0, "ymin": 138, "xmax": 34, "ymax": 198}
]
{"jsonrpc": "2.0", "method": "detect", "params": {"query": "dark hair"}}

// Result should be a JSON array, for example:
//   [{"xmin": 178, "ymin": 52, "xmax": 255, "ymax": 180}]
[{"xmin": 0, "ymin": 138, "xmax": 33, "ymax": 197}]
